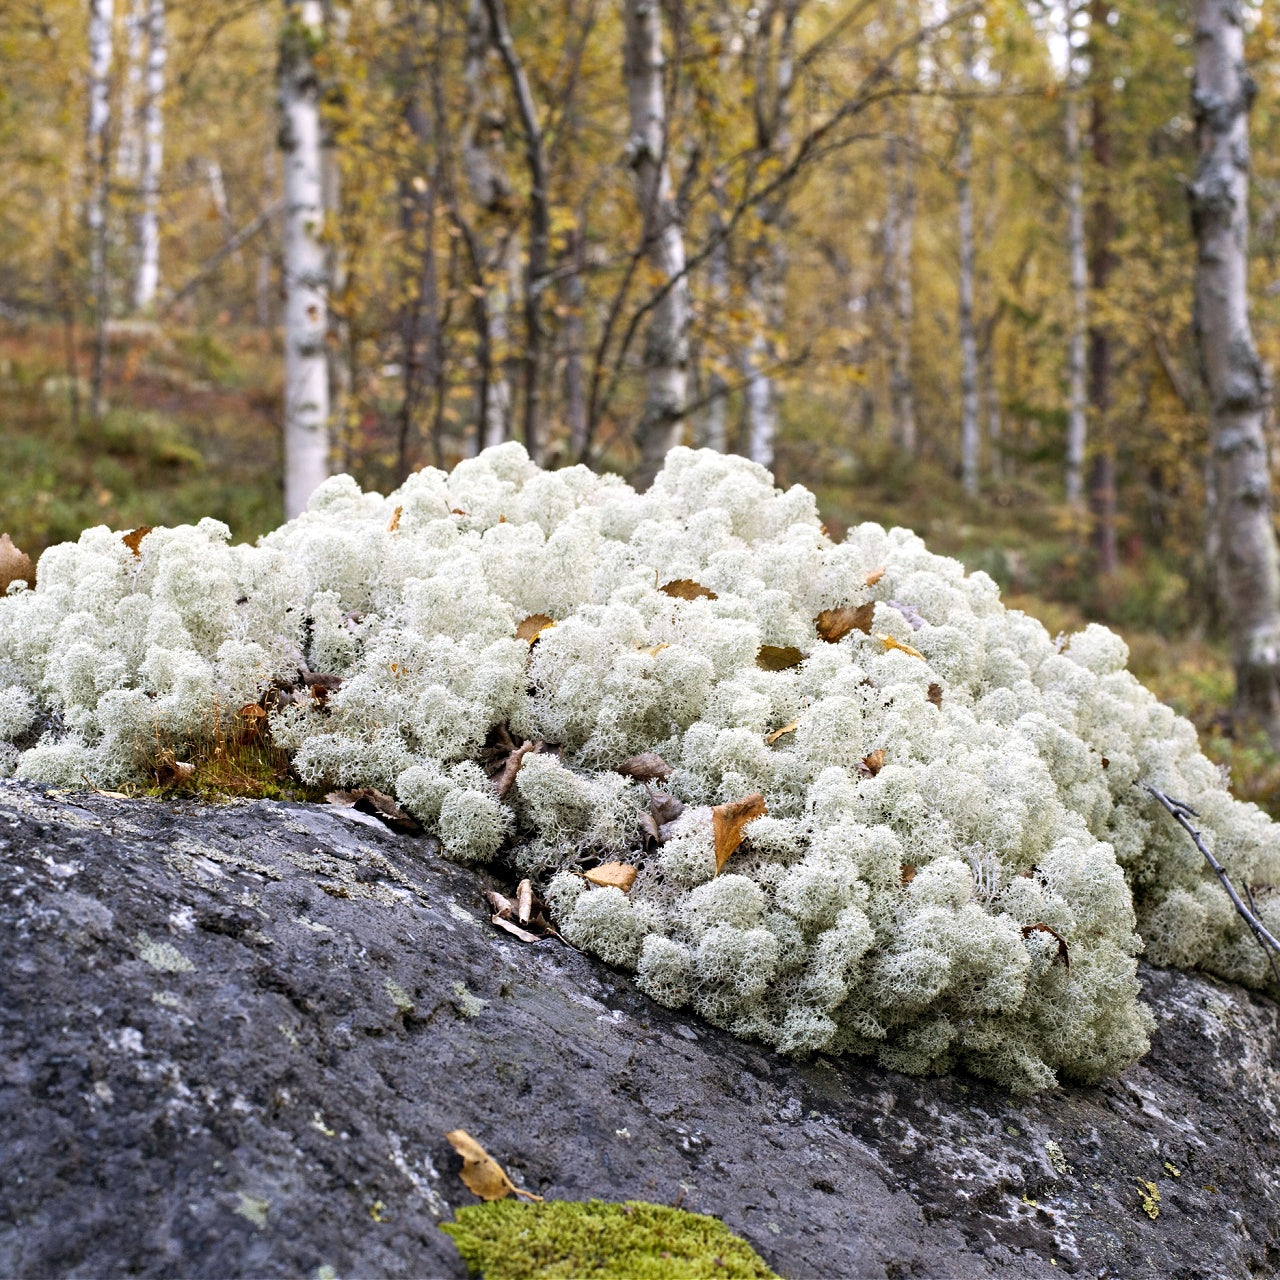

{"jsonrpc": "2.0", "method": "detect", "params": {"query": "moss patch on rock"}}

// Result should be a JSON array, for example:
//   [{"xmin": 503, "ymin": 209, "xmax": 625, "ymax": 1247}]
[{"xmin": 440, "ymin": 1198, "xmax": 778, "ymax": 1280}]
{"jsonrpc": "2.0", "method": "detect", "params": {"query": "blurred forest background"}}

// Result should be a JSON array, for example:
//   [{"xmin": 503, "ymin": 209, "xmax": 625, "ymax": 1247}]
[{"xmin": 1, "ymin": 0, "xmax": 1280, "ymax": 803}]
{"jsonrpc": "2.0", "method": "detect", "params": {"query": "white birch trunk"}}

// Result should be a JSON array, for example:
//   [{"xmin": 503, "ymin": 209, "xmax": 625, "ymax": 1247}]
[
  {"xmin": 1064, "ymin": 21, "xmax": 1089, "ymax": 505},
  {"xmin": 1191, "ymin": 0, "xmax": 1280, "ymax": 743},
  {"xmin": 87, "ymin": 0, "xmax": 114, "ymax": 424},
  {"xmin": 625, "ymin": 0, "xmax": 690, "ymax": 488},
  {"xmin": 698, "ymin": 208, "xmax": 730, "ymax": 452},
  {"xmin": 133, "ymin": 0, "xmax": 165, "ymax": 311},
  {"xmin": 885, "ymin": 115, "xmax": 918, "ymax": 453},
  {"xmin": 117, "ymin": 0, "xmax": 144, "ymax": 183},
  {"xmin": 957, "ymin": 34, "xmax": 980, "ymax": 497},
  {"xmin": 279, "ymin": 0, "xmax": 330, "ymax": 517}
]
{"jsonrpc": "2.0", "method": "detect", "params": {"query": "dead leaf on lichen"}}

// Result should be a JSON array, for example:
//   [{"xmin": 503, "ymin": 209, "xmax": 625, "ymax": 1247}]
[
  {"xmin": 765, "ymin": 719, "xmax": 799, "ymax": 745},
  {"xmin": 445, "ymin": 1130, "xmax": 543, "ymax": 1202},
  {"xmin": 927, "ymin": 682, "xmax": 943, "ymax": 708},
  {"xmin": 901, "ymin": 863, "xmax": 917, "ymax": 885},
  {"xmin": 616, "ymin": 752, "xmax": 673, "ymax": 781},
  {"xmin": 494, "ymin": 739, "xmax": 536, "ymax": 799},
  {"xmin": 876, "ymin": 633, "xmax": 923, "ymax": 660},
  {"xmin": 660, "ymin": 578, "xmax": 717, "ymax": 601},
  {"xmin": 857, "ymin": 749, "xmax": 886, "ymax": 777},
  {"xmin": 0, "ymin": 533, "xmax": 35, "ymax": 593},
  {"xmin": 639, "ymin": 642, "xmax": 670, "ymax": 657},
  {"xmin": 756, "ymin": 645, "xmax": 806, "ymax": 671},
  {"xmin": 386, "ymin": 505, "xmax": 403, "ymax": 533},
  {"xmin": 585, "ymin": 862, "xmax": 639, "ymax": 891},
  {"xmin": 713, "ymin": 792, "xmax": 767, "ymax": 873},
  {"xmin": 1022, "ymin": 921, "xmax": 1070, "ymax": 970},
  {"xmin": 815, "ymin": 602, "xmax": 875, "ymax": 644},
  {"xmin": 516, "ymin": 613, "xmax": 555, "ymax": 642},
  {"xmin": 122, "ymin": 526, "xmax": 152, "ymax": 558},
  {"xmin": 325, "ymin": 787, "xmax": 421, "ymax": 833},
  {"xmin": 865, "ymin": 566, "xmax": 886, "ymax": 587}
]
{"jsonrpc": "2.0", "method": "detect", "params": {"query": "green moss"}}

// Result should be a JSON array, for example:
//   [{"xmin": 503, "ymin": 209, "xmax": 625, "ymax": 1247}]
[{"xmin": 439, "ymin": 1199, "xmax": 779, "ymax": 1280}]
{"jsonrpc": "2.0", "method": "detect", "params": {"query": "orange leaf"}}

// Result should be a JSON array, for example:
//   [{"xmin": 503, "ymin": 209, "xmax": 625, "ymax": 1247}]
[
  {"xmin": 445, "ymin": 1130, "xmax": 543, "ymax": 1202},
  {"xmin": 712, "ymin": 792, "xmax": 767, "ymax": 873},
  {"xmin": 865, "ymin": 566, "xmax": 886, "ymax": 587},
  {"xmin": 815, "ymin": 602, "xmax": 875, "ymax": 643},
  {"xmin": 765, "ymin": 719, "xmax": 799, "ymax": 745},
  {"xmin": 122, "ymin": 526, "xmax": 153, "ymax": 558},
  {"xmin": 584, "ymin": 862, "xmax": 639, "ymax": 891},
  {"xmin": 660, "ymin": 578, "xmax": 718, "ymax": 601},
  {"xmin": 0, "ymin": 533, "xmax": 35, "ymax": 593},
  {"xmin": 756, "ymin": 645, "xmax": 806, "ymax": 671},
  {"xmin": 858, "ymin": 748, "xmax": 885, "ymax": 777},
  {"xmin": 516, "ymin": 614, "xmax": 555, "ymax": 643},
  {"xmin": 876, "ymin": 634, "xmax": 923, "ymax": 660},
  {"xmin": 387, "ymin": 505, "xmax": 403, "ymax": 533}
]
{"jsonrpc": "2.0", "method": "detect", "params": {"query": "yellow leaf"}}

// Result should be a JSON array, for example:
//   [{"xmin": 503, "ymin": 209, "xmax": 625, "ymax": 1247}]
[
  {"xmin": 865, "ymin": 566, "xmax": 886, "ymax": 587},
  {"xmin": 815, "ymin": 602, "xmax": 875, "ymax": 643},
  {"xmin": 445, "ymin": 1130, "xmax": 543, "ymax": 1202},
  {"xmin": 516, "ymin": 613, "xmax": 555, "ymax": 643},
  {"xmin": 639, "ymin": 643, "xmax": 669, "ymax": 657},
  {"xmin": 765, "ymin": 719, "xmax": 799, "ymax": 745},
  {"xmin": 386, "ymin": 505, "xmax": 403, "ymax": 533},
  {"xmin": 876, "ymin": 634, "xmax": 923, "ymax": 660},
  {"xmin": 712, "ymin": 792, "xmax": 767, "ymax": 873},
  {"xmin": 660, "ymin": 578, "xmax": 718, "ymax": 601},
  {"xmin": 584, "ymin": 862, "xmax": 639, "ymax": 891}
]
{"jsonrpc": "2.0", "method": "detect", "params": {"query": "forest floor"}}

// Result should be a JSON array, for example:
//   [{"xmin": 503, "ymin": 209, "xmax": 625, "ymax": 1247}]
[{"xmin": 3, "ymin": 319, "xmax": 1276, "ymax": 815}]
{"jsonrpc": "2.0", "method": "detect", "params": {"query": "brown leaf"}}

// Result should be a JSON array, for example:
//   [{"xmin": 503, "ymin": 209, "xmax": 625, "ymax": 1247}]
[
  {"xmin": 445, "ymin": 1129, "xmax": 543, "ymax": 1202},
  {"xmin": 325, "ymin": 787, "xmax": 421, "ymax": 833},
  {"xmin": 638, "ymin": 809, "xmax": 662, "ymax": 852},
  {"xmin": 857, "ymin": 748, "xmax": 886, "ymax": 777},
  {"xmin": 516, "ymin": 613, "xmax": 555, "ymax": 642},
  {"xmin": 815, "ymin": 602, "xmax": 875, "ymax": 644},
  {"xmin": 485, "ymin": 890, "xmax": 515, "ymax": 919},
  {"xmin": 647, "ymin": 788, "xmax": 684, "ymax": 825},
  {"xmin": 154, "ymin": 752, "xmax": 195, "ymax": 786},
  {"xmin": 765, "ymin": 719, "xmax": 799, "ymax": 745},
  {"xmin": 1101, "ymin": 756, "xmax": 1110, "ymax": 770},
  {"xmin": 616, "ymin": 752, "xmax": 673, "ymax": 781},
  {"xmin": 122, "ymin": 526, "xmax": 153, "ymax": 558},
  {"xmin": 712, "ymin": 792, "xmax": 767, "ymax": 873},
  {"xmin": 0, "ymin": 534, "xmax": 35, "ymax": 594},
  {"xmin": 1021, "ymin": 922, "xmax": 1070, "ymax": 970},
  {"xmin": 865, "ymin": 566, "xmax": 886, "ymax": 587},
  {"xmin": 491, "ymin": 915, "xmax": 544, "ymax": 944},
  {"xmin": 927, "ymin": 682, "xmax": 943, "ymax": 708},
  {"xmin": 494, "ymin": 739, "xmax": 535, "ymax": 799},
  {"xmin": 660, "ymin": 578, "xmax": 718, "ymax": 601},
  {"xmin": 756, "ymin": 645, "xmax": 807, "ymax": 671},
  {"xmin": 516, "ymin": 878, "xmax": 534, "ymax": 925},
  {"xmin": 901, "ymin": 863, "xmax": 917, "ymax": 886},
  {"xmin": 387, "ymin": 505, "xmax": 403, "ymax": 533},
  {"xmin": 876, "ymin": 634, "xmax": 924, "ymax": 660},
  {"xmin": 585, "ymin": 862, "xmax": 639, "ymax": 891},
  {"xmin": 302, "ymin": 671, "xmax": 343, "ymax": 706}
]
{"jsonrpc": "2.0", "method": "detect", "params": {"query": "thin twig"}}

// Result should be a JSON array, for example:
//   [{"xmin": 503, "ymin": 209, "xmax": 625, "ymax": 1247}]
[{"xmin": 1144, "ymin": 784, "xmax": 1280, "ymax": 988}]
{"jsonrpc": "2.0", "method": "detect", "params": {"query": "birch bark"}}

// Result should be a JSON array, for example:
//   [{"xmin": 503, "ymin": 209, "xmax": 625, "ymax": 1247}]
[
  {"xmin": 87, "ymin": 0, "xmax": 114, "ymax": 424},
  {"xmin": 1191, "ymin": 0, "xmax": 1280, "ymax": 743},
  {"xmin": 624, "ymin": 0, "xmax": 690, "ymax": 488},
  {"xmin": 956, "ymin": 29, "xmax": 980, "ymax": 497},
  {"xmin": 1064, "ymin": 62, "xmax": 1089, "ymax": 505},
  {"xmin": 133, "ymin": 0, "xmax": 165, "ymax": 311},
  {"xmin": 279, "ymin": 0, "xmax": 330, "ymax": 517}
]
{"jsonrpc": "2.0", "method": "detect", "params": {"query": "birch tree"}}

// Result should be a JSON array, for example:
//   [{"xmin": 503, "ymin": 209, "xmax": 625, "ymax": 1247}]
[
  {"xmin": 956, "ymin": 24, "xmax": 980, "ymax": 496},
  {"xmin": 133, "ymin": 0, "xmax": 166, "ymax": 311},
  {"xmin": 279, "ymin": 0, "xmax": 330, "ymax": 517},
  {"xmin": 624, "ymin": 0, "xmax": 690, "ymax": 488},
  {"xmin": 1190, "ymin": 0, "xmax": 1280, "ymax": 743},
  {"xmin": 1063, "ymin": 1, "xmax": 1088, "ymax": 506},
  {"xmin": 86, "ymin": 0, "xmax": 114, "ymax": 425},
  {"xmin": 884, "ymin": 106, "xmax": 918, "ymax": 454}
]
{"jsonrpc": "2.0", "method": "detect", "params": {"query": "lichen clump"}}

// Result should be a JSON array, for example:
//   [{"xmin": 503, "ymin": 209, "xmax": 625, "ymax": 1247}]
[
  {"xmin": 440, "ymin": 1199, "xmax": 778, "ymax": 1280},
  {"xmin": 3, "ymin": 445, "xmax": 1279, "ymax": 1092}
]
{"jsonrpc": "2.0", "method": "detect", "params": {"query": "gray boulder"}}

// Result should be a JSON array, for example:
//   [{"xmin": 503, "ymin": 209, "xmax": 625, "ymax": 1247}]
[{"xmin": 1, "ymin": 780, "xmax": 1277, "ymax": 1278}]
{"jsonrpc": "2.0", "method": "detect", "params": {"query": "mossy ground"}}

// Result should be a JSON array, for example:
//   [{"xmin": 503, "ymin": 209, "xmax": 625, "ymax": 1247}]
[{"xmin": 440, "ymin": 1199, "xmax": 779, "ymax": 1280}]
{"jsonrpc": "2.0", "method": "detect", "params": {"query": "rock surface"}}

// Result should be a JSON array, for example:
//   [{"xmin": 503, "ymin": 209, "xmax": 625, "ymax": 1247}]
[{"xmin": 1, "ymin": 780, "xmax": 1278, "ymax": 1280}]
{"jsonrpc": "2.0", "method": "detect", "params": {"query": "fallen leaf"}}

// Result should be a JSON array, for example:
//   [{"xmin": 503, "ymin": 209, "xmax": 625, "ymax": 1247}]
[
  {"xmin": 712, "ymin": 792, "xmax": 767, "ymax": 873},
  {"xmin": 325, "ymin": 787, "xmax": 421, "ymax": 834},
  {"xmin": 638, "ymin": 809, "xmax": 662, "ymax": 851},
  {"xmin": 876, "ymin": 633, "xmax": 924, "ymax": 660},
  {"xmin": 494, "ymin": 739, "xmax": 536, "ymax": 799},
  {"xmin": 122, "ymin": 526, "xmax": 153, "ymax": 558},
  {"xmin": 516, "ymin": 878, "xmax": 533, "ymax": 924},
  {"xmin": 0, "ymin": 533, "xmax": 35, "ymax": 593},
  {"xmin": 756, "ymin": 644, "xmax": 807, "ymax": 671},
  {"xmin": 901, "ymin": 863, "xmax": 917, "ymax": 885},
  {"xmin": 927, "ymin": 682, "xmax": 943, "ymax": 708},
  {"xmin": 857, "ymin": 748, "xmax": 886, "ymax": 777},
  {"xmin": 647, "ymin": 788, "xmax": 684, "ymax": 825},
  {"xmin": 585, "ymin": 862, "xmax": 639, "ymax": 891},
  {"xmin": 660, "ymin": 578, "xmax": 718, "ymax": 601},
  {"xmin": 639, "ymin": 642, "xmax": 670, "ymax": 657},
  {"xmin": 302, "ymin": 671, "xmax": 343, "ymax": 706},
  {"xmin": 1022, "ymin": 922, "xmax": 1070, "ymax": 970},
  {"xmin": 491, "ymin": 915, "xmax": 543, "ymax": 943},
  {"xmin": 815, "ymin": 602, "xmax": 875, "ymax": 643},
  {"xmin": 154, "ymin": 753, "xmax": 195, "ymax": 786},
  {"xmin": 887, "ymin": 599, "xmax": 926, "ymax": 630},
  {"xmin": 485, "ymin": 890, "xmax": 516, "ymax": 919},
  {"xmin": 1101, "ymin": 756, "xmax": 1110, "ymax": 770},
  {"xmin": 865, "ymin": 566, "xmax": 886, "ymax": 587},
  {"xmin": 616, "ymin": 752, "xmax": 673, "ymax": 781},
  {"xmin": 516, "ymin": 613, "xmax": 555, "ymax": 642},
  {"xmin": 386, "ymin": 505, "xmax": 403, "ymax": 533},
  {"xmin": 445, "ymin": 1130, "xmax": 543, "ymax": 1202},
  {"xmin": 765, "ymin": 719, "xmax": 799, "ymax": 745},
  {"xmin": 451, "ymin": 508, "xmax": 468, "ymax": 516}
]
